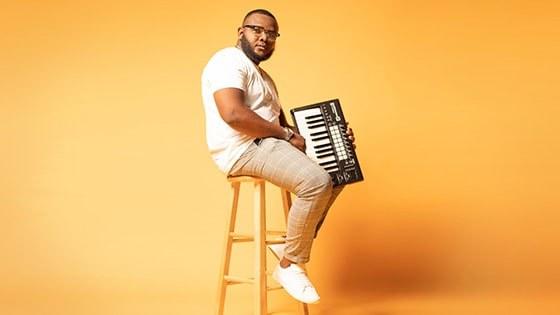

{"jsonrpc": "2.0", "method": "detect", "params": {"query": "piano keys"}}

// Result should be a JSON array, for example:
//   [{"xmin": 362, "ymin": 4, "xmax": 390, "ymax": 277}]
[{"xmin": 290, "ymin": 99, "xmax": 364, "ymax": 186}]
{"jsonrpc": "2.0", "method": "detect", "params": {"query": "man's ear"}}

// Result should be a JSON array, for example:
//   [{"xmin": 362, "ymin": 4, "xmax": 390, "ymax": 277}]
[{"xmin": 237, "ymin": 27, "xmax": 243, "ymax": 39}]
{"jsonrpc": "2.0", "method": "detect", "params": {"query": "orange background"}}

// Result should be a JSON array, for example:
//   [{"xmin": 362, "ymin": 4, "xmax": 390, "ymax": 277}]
[{"xmin": 2, "ymin": 1, "xmax": 559, "ymax": 314}]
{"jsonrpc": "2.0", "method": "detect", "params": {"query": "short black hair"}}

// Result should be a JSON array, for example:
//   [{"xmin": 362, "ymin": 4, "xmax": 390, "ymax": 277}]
[{"xmin": 243, "ymin": 9, "xmax": 277, "ymax": 23}]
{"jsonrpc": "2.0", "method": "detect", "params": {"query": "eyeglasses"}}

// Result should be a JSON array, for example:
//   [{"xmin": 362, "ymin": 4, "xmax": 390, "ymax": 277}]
[{"xmin": 242, "ymin": 25, "xmax": 280, "ymax": 41}]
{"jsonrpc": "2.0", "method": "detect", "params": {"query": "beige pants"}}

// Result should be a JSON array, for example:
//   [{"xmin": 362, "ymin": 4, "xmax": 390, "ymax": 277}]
[{"xmin": 229, "ymin": 138, "xmax": 343, "ymax": 264}]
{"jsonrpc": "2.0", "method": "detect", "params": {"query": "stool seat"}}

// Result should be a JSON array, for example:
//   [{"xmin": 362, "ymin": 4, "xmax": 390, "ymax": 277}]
[
  {"xmin": 227, "ymin": 175, "xmax": 265, "ymax": 183},
  {"xmin": 216, "ymin": 177, "xmax": 309, "ymax": 315}
]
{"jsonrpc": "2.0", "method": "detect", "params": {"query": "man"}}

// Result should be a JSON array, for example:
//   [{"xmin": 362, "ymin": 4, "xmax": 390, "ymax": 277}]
[{"xmin": 201, "ymin": 9, "xmax": 355, "ymax": 304}]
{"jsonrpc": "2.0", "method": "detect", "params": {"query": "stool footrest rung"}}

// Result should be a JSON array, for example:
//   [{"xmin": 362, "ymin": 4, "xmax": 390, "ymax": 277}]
[
  {"xmin": 267, "ymin": 230, "xmax": 287, "ymax": 235},
  {"xmin": 267, "ymin": 285, "xmax": 283, "ymax": 291},
  {"xmin": 224, "ymin": 275, "xmax": 254, "ymax": 284},
  {"xmin": 230, "ymin": 233, "xmax": 253, "ymax": 242},
  {"xmin": 265, "ymin": 238, "xmax": 287, "ymax": 245},
  {"xmin": 230, "ymin": 232, "xmax": 287, "ymax": 244}
]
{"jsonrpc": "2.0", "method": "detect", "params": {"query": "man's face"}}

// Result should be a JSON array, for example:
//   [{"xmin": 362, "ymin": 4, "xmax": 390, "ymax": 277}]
[{"xmin": 238, "ymin": 13, "xmax": 278, "ymax": 63}]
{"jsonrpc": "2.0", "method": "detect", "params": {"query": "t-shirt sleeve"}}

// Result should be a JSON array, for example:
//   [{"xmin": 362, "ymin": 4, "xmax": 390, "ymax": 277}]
[{"xmin": 206, "ymin": 51, "xmax": 247, "ymax": 93}]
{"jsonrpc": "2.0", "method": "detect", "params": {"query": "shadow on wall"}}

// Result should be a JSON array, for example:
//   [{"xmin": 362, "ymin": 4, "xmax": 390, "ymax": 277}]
[{"xmin": 324, "ymin": 198, "xmax": 460, "ymax": 295}]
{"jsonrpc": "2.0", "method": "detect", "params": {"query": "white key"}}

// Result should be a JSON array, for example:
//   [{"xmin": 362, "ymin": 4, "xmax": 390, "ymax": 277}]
[
  {"xmin": 308, "ymin": 125, "xmax": 327, "ymax": 134},
  {"xmin": 310, "ymin": 138, "xmax": 331, "ymax": 147},
  {"xmin": 315, "ymin": 155, "xmax": 336, "ymax": 165}
]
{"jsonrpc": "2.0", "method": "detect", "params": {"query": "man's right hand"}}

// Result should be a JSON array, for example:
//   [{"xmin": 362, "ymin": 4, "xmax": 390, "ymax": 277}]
[{"xmin": 289, "ymin": 133, "xmax": 306, "ymax": 152}]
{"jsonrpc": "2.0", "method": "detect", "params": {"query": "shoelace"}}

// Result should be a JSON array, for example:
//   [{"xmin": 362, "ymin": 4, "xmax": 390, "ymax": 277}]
[{"xmin": 290, "ymin": 267, "xmax": 315, "ymax": 291}]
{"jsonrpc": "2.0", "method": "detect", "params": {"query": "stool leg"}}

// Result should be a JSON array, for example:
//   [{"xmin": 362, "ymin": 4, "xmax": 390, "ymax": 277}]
[
  {"xmin": 280, "ymin": 188, "xmax": 309, "ymax": 315},
  {"xmin": 254, "ymin": 180, "xmax": 267, "ymax": 315},
  {"xmin": 216, "ymin": 182, "xmax": 241, "ymax": 315}
]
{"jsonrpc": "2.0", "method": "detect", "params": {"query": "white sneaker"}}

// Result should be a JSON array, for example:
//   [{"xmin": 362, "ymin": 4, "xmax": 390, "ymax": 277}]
[
  {"xmin": 272, "ymin": 263, "xmax": 320, "ymax": 304},
  {"xmin": 267, "ymin": 243, "xmax": 285, "ymax": 260}
]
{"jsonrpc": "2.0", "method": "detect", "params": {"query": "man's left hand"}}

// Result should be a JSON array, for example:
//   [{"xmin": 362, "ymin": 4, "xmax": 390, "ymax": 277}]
[{"xmin": 346, "ymin": 122, "xmax": 356, "ymax": 149}]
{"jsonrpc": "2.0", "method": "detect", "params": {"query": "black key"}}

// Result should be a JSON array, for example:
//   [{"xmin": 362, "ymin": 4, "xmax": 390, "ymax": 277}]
[
  {"xmin": 307, "ymin": 118, "xmax": 324, "ymax": 125},
  {"xmin": 317, "ymin": 152, "xmax": 334, "ymax": 159},
  {"xmin": 316, "ymin": 148, "xmax": 334, "ymax": 154},
  {"xmin": 308, "ymin": 122, "xmax": 325, "ymax": 129},
  {"xmin": 325, "ymin": 165, "xmax": 339, "ymax": 172},
  {"xmin": 319, "ymin": 160, "xmax": 337, "ymax": 167},
  {"xmin": 305, "ymin": 114, "xmax": 323, "ymax": 120},
  {"xmin": 313, "ymin": 135, "xmax": 330, "ymax": 141},
  {"xmin": 310, "ymin": 130, "xmax": 328, "ymax": 137},
  {"xmin": 313, "ymin": 143, "xmax": 332, "ymax": 150}
]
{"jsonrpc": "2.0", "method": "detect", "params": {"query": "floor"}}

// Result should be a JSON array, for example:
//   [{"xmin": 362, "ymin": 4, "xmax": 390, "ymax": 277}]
[{"xmin": 2, "ymin": 287, "xmax": 559, "ymax": 315}]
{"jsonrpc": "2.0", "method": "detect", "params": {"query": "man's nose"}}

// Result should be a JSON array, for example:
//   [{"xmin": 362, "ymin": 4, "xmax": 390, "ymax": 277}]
[{"xmin": 257, "ymin": 31, "xmax": 273, "ymax": 42}]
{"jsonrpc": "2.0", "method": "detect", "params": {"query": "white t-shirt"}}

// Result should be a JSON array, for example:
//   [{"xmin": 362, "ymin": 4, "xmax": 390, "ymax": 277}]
[{"xmin": 201, "ymin": 47, "xmax": 282, "ymax": 174}]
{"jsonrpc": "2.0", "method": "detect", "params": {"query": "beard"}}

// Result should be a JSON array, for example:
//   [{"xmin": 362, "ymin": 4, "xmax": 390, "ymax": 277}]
[{"xmin": 239, "ymin": 35, "xmax": 274, "ymax": 63}]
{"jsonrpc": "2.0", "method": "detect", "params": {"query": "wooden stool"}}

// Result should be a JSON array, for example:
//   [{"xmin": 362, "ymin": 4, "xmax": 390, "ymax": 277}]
[{"xmin": 216, "ymin": 176, "xmax": 309, "ymax": 315}]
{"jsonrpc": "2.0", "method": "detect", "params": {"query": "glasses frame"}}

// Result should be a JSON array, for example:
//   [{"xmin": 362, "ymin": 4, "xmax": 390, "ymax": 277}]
[{"xmin": 242, "ymin": 25, "xmax": 280, "ymax": 41}]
